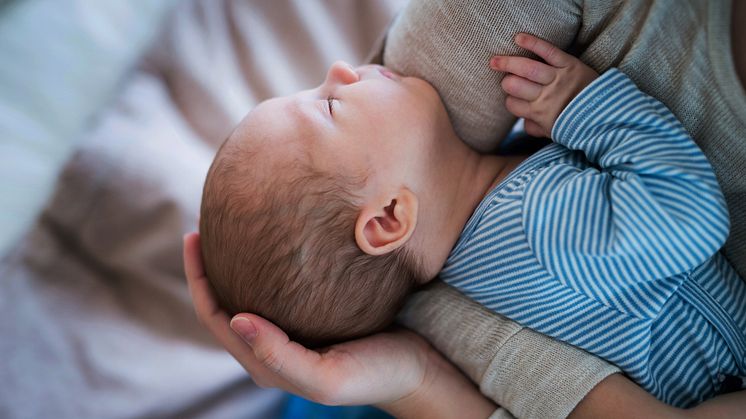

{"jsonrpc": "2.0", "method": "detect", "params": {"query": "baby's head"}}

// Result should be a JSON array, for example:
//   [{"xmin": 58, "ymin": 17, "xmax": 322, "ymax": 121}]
[{"xmin": 200, "ymin": 62, "xmax": 458, "ymax": 347}]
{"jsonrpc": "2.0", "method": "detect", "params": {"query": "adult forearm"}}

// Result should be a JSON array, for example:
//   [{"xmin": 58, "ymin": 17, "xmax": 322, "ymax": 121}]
[
  {"xmin": 377, "ymin": 346, "xmax": 497, "ymax": 419},
  {"xmin": 568, "ymin": 374, "xmax": 682, "ymax": 419},
  {"xmin": 571, "ymin": 373, "xmax": 746, "ymax": 419}
]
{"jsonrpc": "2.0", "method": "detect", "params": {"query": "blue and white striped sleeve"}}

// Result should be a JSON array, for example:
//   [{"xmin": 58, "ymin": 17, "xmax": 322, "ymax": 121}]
[{"xmin": 522, "ymin": 69, "xmax": 730, "ymax": 318}]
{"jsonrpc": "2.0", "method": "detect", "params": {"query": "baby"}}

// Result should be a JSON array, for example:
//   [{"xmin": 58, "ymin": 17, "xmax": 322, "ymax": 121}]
[{"xmin": 200, "ymin": 33, "xmax": 746, "ymax": 407}]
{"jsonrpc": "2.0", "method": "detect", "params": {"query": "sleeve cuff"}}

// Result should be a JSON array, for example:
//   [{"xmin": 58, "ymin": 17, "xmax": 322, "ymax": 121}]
[
  {"xmin": 551, "ymin": 68, "xmax": 637, "ymax": 147},
  {"xmin": 481, "ymin": 328, "xmax": 621, "ymax": 419},
  {"xmin": 397, "ymin": 281, "xmax": 524, "ymax": 382}
]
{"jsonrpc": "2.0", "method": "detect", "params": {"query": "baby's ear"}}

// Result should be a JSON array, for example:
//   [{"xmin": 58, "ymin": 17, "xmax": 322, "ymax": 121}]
[{"xmin": 354, "ymin": 188, "xmax": 418, "ymax": 256}]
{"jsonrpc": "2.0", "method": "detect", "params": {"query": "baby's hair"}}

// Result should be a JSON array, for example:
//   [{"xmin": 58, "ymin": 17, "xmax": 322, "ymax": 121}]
[{"xmin": 200, "ymin": 135, "xmax": 426, "ymax": 348}]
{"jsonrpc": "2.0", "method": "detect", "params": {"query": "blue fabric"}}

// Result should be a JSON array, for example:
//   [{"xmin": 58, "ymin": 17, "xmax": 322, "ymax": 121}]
[
  {"xmin": 281, "ymin": 395, "xmax": 392, "ymax": 419},
  {"xmin": 441, "ymin": 69, "xmax": 746, "ymax": 407}
]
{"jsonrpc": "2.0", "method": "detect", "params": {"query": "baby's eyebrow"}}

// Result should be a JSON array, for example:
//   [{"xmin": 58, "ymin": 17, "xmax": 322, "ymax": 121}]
[{"xmin": 287, "ymin": 97, "xmax": 327, "ymax": 136}]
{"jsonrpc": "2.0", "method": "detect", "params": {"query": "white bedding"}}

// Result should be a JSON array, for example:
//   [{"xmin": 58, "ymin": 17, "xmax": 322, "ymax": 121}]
[
  {"xmin": 0, "ymin": 1, "xmax": 402, "ymax": 417},
  {"xmin": 0, "ymin": 0, "xmax": 178, "ymax": 257}
]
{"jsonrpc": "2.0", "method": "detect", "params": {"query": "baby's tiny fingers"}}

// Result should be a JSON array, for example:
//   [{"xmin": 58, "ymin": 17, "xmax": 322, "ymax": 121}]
[
  {"xmin": 504, "ymin": 96, "xmax": 532, "ymax": 119},
  {"xmin": 501, "ymin": 75, "xmax": 543, "ymax": 101},
  {"xmin": 515, "ymin": 33, "xmax": 572, "ymax": 68},
  {"xmin": 524, "ymin": 119, "xmax": 546, "ymax": 138},
  {"xmin": 490, "ymin": 56, "xmax": 555, "ymax": 85}
]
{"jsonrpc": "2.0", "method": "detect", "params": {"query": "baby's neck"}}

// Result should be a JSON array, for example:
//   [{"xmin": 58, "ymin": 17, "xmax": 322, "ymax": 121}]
[
  {"xmin": 418, "ymin": 148, "xmax": 527, "ymax": 279},
  {"xmin": 484, "ymin": 154, "xmax": 527, "ymax": 196}
]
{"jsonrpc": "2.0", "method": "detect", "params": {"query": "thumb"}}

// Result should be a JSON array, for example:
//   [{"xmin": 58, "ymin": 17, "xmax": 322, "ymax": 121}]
[{"xmin": 230, "ymin": 314, "xmax": 324, "ymax": 384}]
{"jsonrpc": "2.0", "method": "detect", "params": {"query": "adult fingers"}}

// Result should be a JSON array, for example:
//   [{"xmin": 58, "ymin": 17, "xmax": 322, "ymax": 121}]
[
  {"xmin": 505, "ymin": 96, "xmax": 532, "ymax": 119},
  {"xmin": 231, "ymin": 314, "xmax": 340, "ymax": 402},
  {"xmin": 184, "ymin": 233, "xmax": 220, "ymax": 320},
  {"xmin": 490, "ymin": 55, "xmax": 555, "ymax": 84},
  {"xmin": 501, "ymin": 75, "xmax": 543, "ymax": 101},
  {"xmin": 184, "ymin": 233, "xmax": 253, "ymax": 355},
  {"xmin": 185, "ymin": 234, "xmax": 360, "ymax": 404},
  {"xmin": 515, "ymin": 32, "xmax": 573, "ymax": 68},
  {"xmin": 183, "ymin": 234, "xmax": 292, "ymax": 389}
]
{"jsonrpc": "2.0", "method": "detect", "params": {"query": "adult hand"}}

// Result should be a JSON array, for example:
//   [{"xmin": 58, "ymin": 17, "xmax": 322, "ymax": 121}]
[{"xmin": 182, "ymin": 232, "xmax": 496, "ymax": 418}]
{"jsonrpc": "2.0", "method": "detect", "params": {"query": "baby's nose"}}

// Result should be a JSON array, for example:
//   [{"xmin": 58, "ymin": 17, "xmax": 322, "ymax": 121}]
[{"xmin": 325, "ymin": 61, "xmax": 359, "ymax": 86}]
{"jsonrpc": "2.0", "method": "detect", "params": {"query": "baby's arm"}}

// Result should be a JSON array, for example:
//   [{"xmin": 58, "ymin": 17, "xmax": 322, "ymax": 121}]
[
  {"xmin": 490, "ymin": 33, "xmax": 729, "ymax": 290},
  {"xmin": 491, "ymin": 34, "xmax": 736, "ymax": 412}
]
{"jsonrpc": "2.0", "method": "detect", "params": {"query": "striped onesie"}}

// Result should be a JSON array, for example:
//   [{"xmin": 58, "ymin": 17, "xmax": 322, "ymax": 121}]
[{"xmin": 440, "ymin": 69, "xmax": 746, "ymax": 407}]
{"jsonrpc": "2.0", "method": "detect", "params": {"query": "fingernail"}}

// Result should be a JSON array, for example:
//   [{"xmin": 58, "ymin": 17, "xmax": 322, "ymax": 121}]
[
  {"xmin": 231, "ymin": 317, "xmax": 257, "ymax": 346},
  {"xmin": 490, "ymin": 57, "xmax": 501, "ymax": 68}
]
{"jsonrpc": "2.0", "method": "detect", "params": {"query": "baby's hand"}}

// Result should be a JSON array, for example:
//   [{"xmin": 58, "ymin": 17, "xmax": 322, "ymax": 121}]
[{"xmin": 490, "ymin": 33, "xmax": 598, "ymax": 138}]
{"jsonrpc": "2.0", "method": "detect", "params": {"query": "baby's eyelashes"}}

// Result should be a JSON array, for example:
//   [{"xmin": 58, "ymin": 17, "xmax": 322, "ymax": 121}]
[{"xmin": 327, "ymin": 96, "xmax": 335, "ymax": 115}]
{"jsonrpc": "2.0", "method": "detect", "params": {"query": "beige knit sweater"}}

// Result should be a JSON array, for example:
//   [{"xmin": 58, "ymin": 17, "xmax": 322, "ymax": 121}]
[{"xmin": 375, "ymin": 0, "xmax": 746, "ymax": 417}]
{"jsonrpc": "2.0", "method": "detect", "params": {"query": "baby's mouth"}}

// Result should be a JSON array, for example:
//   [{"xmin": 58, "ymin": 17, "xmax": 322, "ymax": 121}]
[
  {"xmin": 356, "ymin": 64, "xmax": 401, "ymax": 81},
  {"xmin": 379, "ymin": 68, "xmax": 400, "ymax": 81}
]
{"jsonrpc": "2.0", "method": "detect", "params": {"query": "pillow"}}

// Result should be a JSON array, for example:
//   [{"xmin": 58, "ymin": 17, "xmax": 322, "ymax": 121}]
[{"xmin": 0, "ymin": 0, "xmax": 178, "ymax": 257}]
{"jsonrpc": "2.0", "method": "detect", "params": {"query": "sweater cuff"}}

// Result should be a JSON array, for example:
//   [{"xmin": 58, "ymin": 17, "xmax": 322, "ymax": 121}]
[
  {"xmin": 481, "ymin": 328, "xmax": 620, "ymax": 419},
  {"xmin": 397, "ymin": 281, "xmax": 523, "ymax": 382}
]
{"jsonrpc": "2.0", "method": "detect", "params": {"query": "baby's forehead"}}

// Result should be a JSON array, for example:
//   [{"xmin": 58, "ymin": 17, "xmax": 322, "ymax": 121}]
[
  {"xmin": 217, "ymin": 106, "xmax": 314, "ymax": 181},
  {"xmin": 231, "ymin": 98, "xmax": 314, "ymax": 154}
]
